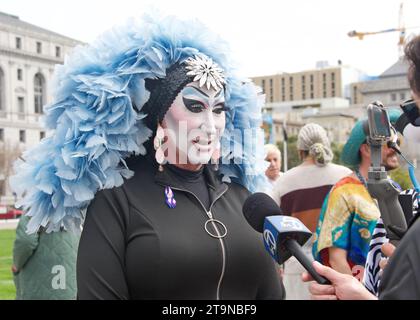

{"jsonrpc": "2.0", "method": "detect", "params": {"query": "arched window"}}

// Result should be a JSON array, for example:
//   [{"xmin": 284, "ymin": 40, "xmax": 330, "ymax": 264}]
[
  {"xmin": 0, "ymin": 68, "xmax": 4, "ymax": 111},
  {"xmin": 34, "ymin": 73, "xmax": 45, "ymax": 114}
]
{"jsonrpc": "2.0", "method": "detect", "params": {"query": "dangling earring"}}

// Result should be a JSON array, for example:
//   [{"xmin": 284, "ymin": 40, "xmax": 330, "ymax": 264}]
[
  {"xmin": 154, "ymin": 123, "xmax": 166, "ymax": 172},
  {"xmin": 211, "ymin": 143, "xmax": 221, "ymax": 171}
]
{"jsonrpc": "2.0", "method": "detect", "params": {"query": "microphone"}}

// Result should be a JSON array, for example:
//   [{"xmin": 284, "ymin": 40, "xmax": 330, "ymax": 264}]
[
  {"xmin": 395, "ymin": 113, "xmax": 420, "ymax": 143},
  {"xmin": 396, "ymin": 100, "xmax": 420, "ymax": 143},
  {"xmin": 243, "ymin": 193, "xmax": 330, "ymax": 285}
]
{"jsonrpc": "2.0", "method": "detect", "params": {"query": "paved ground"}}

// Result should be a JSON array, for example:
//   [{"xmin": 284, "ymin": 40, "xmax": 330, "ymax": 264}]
[{"xmin": 0, "ymin": 219, "xmax": 18, "ymax": 230}]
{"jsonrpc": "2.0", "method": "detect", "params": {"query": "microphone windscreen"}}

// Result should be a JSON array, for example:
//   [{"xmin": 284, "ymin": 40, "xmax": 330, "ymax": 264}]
[
  {"xmin": 242, "ymin": 193, "xmax": 283, "ymax": 233},
  {"xmin": 395, "ymin": 113, "xmax": 410, "ymax": 134}
]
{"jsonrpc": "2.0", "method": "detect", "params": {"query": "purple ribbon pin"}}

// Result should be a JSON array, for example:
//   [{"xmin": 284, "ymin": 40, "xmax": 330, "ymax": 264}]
[{"xmin": 165, "ymin": 186, "xmax": 177, "ymax": 209}]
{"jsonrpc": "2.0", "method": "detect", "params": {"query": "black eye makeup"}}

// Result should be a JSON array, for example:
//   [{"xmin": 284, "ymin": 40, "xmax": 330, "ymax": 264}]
[
  {"xmin": 182, "ymin": 97, "xmax": 228, "ymax": 115},
  {"xmin": 182, "ymin": 97, "xmax": 206, "ymax": 113},
  {"xmin": 213, "ymin": 103, "xmax": 228, "ymax": 115}
]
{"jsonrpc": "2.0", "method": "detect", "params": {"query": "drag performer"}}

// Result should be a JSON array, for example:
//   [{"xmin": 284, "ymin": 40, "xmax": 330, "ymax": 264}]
[{"xmin": 10, "ymin": 15, "xmax": 284, "ymax": 300}]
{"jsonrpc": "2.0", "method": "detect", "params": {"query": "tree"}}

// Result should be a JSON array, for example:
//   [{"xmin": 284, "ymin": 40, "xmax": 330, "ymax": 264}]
[
  {"xmin": 0, "ymin": 141, "xmax": 22, "ymax": 199},
  {"xmin": 331, "ymin": 142, "xmax": 345, "ymax": 166},
  {"xmin": 389, "ymin": 167, "xmax": 413, "ymax": 190}
]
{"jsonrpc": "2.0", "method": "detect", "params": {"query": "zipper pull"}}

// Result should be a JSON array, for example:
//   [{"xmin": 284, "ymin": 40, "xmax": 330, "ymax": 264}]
[{"xmin": 206, "ymin": 211, "xmax": 213, "ymax": 219}]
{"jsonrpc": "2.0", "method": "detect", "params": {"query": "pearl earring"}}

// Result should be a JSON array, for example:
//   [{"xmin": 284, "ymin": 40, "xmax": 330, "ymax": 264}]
[
  {"xmin": 211, "ymin": 142, "xmax": 221, "ymax": 171},
  {"xmin": 154, "ymin": 124, "xmax": 166, "ymax": 171}
]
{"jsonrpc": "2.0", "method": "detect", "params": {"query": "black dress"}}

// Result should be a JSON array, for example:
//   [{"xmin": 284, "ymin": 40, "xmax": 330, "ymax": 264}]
[{"xmin": 77, "ymin": 156, "xmax": 284, "ymax": 299}]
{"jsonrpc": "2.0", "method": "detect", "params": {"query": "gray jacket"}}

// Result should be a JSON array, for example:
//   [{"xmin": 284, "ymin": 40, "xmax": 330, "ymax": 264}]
[{"xmin": 13, "ymin": 215, "xmax": 81, "ymax": 300}]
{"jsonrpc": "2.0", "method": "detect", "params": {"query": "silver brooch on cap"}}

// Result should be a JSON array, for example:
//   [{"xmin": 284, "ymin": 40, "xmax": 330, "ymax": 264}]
[{"xmin": 184, "ymin": 54, "xmax": 226, "ymax": 91}]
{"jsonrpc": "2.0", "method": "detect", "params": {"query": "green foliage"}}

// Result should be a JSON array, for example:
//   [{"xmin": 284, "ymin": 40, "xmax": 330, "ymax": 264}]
[
  {"xmin": 331, "ymin": 142, "xmax": 345, "ymax": 166},
  {"xmin": 0, "ymin": 229, "xmax": 16, "ymax": 300},
  {"xmin": 277, "ymin": 136, "xmax": 300, "ymax": 169},
  {"xmin": 389, "ymin": 167, "xmax": 414, "ymax": 190}
]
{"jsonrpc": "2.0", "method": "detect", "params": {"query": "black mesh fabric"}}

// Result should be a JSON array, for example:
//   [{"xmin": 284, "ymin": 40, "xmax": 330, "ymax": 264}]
[{"xmin": 143, "ymin": 62, "xmax": 192, "ymax": 127}]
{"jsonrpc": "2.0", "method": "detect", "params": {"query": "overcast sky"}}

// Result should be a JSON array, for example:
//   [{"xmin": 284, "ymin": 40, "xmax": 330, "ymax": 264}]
[{"xmin": 1, "ymin": 0, "xmax": 419, "ymax": 77}]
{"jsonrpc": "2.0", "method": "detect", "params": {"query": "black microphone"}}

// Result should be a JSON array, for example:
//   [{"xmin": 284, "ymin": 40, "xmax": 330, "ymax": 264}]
[
  {"xmin": 243, "ymin": 193, "xmax": 330, "ymax": 285},
  {"xmin": 395, "ymin": 113, "xmax": 420, "ymax": 143}
]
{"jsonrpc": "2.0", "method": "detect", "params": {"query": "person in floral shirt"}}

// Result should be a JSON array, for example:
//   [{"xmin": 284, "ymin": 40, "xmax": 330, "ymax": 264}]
[{"xmin": 313, "ymin": 110, "xmax": 401, "ymax": 278}]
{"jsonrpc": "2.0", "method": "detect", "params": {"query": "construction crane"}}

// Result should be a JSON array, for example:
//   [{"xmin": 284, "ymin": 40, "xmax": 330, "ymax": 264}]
[{"xmin": 348, "ymin": 2, "xmax": 419, "ymax": 57}]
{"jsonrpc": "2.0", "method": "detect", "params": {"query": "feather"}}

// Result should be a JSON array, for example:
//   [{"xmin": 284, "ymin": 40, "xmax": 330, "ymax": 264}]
[{"xmin": 10, "ymin": 14, "xmax": 268, "ymax": 233}]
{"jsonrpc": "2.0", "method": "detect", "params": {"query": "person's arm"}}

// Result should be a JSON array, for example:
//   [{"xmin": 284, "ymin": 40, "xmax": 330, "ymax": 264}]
[
  {"xmin": 378, "ymin": 243, "xmax": 395, "ymax": 271},
  {"xmin": 314, "ymin": 189, "xmax": 352, "ymax": 269},
  {"xmin": 13, "ymin": 215, "xmax": 40, "ymax": 272},
  {"xmin": 302, "ymin": 261, "xmax": 377, "ymax": 300},
  {"xmin": 77, "ymin": 187, "xmax": 131, "ymax": 300},
  {"xmin": 328, "ymin": 247, "xmax": 353, "ymax": 275}
]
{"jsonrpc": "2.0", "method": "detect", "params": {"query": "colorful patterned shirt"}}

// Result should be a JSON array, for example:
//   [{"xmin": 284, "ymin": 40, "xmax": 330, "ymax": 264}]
[{"xmin": 313, "ymin": 176, "xmax": 381, "ymax": 268}]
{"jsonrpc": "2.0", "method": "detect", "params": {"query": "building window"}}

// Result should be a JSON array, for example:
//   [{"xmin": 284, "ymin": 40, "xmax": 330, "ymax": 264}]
[
  {"xmin": 17, "ymin": 97, "xmax": 25, "ymax": 120},
  {"xmin": 269, "ymin": 79, "xmax": 273, "ymax": 102},
  {"xmin": 55, "ymin": 46, "xmax": 61, "ymax": 58},
  {"xmin": 19, "ymin": 130, "xmax": 26, "ymax": 143},
  {"xmin": 18, "ymin": 97, "xmax": 25, "ymax": 113},
  {"xmin": 261, "ymin": 79, "xmax": 266, "ymax": 94},
  {"xmin": 289, "ymin": 77, "xmax": 293, "ymax": 101},
  {"xmin": 17, "ymin": 68, "xmax": 23, "ymax": 81},
  {"xmin": 36, "ymin": 41, "xmax": 42, "ymax": 54},
  {"xmin": 331, "ymin": 73, "xmax": 335, "ymax": 81},
  {"xmin": 400, "ymin": 92, "xmax": 406, "ymax": 101},
  {"xmin": 302, "ymin": 75, "xmax": 306, "ymax": 99},
  {"xmin": 310, "ymin": 74, "xmax": 314, "ymax": 83},
  {"xmin": 0, "ymin": 128, "xmax": 4, "ymax": 142},
  {"xmin": 282, "ymin": 95, "xmax": 285, "ymax": 101},
  {"xmin": 16, "ymin": 37, "xmax": 22, "ymax": 49},
  {"xmin": 310, "ymin": 93, "xmax": 314, "ymax": 99},
  {"xmin": 40, "ymin": 131, "xmax": 45, "ymax": 140},
  {"xmin": 391, "ymin": 93, "xmax": 397, "ymax": 101},
  {"xmin": 34, "ymin": 73, "xmax": 45, "ymax": 114},
  {"xmin": 353, "ymin": 86, "xmax": 358, "ymax": 104},
  {"xmin": 323, "ymin": 91, "xmax": 327, "ymax": 98}
]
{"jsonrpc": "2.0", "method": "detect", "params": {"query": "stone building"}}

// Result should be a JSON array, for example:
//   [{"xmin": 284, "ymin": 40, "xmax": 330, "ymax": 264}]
[{"xmin": 0, "ymin": 12, "xmax": 81, "ymax": 200}]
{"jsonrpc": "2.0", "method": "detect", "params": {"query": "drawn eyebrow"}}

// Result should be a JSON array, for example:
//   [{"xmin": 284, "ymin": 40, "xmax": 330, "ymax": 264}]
[
  {"xmin": 215, "ymin": 89, "xmax": 224, "ymax": 98},
  {"xmin": 186, "ymin": 86, "xmax": 209, "ymax": 98}
]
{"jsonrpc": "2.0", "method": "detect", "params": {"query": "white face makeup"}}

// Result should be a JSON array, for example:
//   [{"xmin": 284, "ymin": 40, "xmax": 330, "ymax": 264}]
[{"xmin": 161, "ymin": 82, "xmax": 226, "ymax": 166}]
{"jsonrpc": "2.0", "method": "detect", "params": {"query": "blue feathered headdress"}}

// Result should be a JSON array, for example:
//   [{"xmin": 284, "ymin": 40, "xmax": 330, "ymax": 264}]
[{"xmin": 10, "ymin": 15, "xmax": 270, "ymax": 233}]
